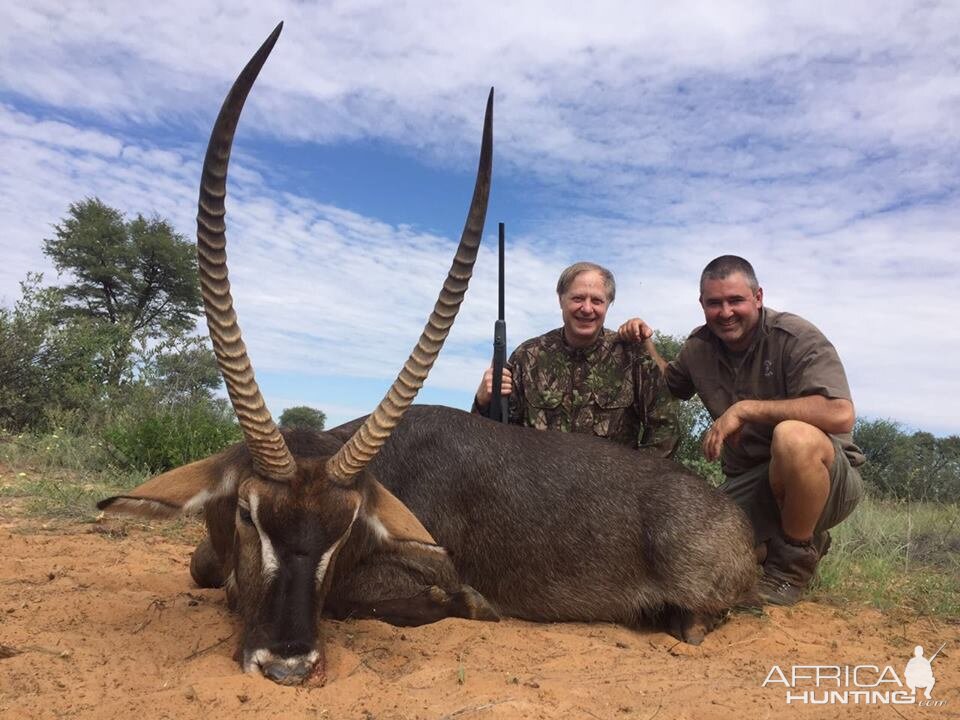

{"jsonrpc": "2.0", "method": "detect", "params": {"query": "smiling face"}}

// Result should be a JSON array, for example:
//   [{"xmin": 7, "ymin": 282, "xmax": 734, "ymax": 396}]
[
  {"xmin": 699, "ymin": 272, "xmax": 763, "ymax": 352},
  {"xmin": 559, "ymin": 270, "xmax": 610, "ymax": 348}
]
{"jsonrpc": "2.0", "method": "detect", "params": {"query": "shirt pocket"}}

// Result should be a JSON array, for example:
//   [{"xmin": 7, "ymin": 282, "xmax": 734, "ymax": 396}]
[
  {"xmin": 591, "ymin": 381, "xmax": 632, "ymax": 438},
  {"xmin": 525, "ymin": 387, "xmax": 563, "ymax": 429}
]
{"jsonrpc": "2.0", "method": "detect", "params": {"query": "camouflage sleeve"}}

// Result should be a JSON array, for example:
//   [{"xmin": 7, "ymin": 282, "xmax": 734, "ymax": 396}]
[
  {"xmin": 637, "ymin": 351, "xmax": 682, "ymax": 458},
  {"xmin": 506, "ymin": 351, "xmax": 525, "ymax": 426},
  {"xmin": 469, "ymin": 376, "xmax": 488, "ymax": 416}
]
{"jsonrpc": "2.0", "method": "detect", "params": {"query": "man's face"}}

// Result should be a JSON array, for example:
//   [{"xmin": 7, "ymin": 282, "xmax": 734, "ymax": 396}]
[
  {"xmin": 699, "ymin": 272, "xmax": 763, "ymax": 351},
  {"xmin": 560, "ymin": 270, "xmax": 609, "ymax": 348}
]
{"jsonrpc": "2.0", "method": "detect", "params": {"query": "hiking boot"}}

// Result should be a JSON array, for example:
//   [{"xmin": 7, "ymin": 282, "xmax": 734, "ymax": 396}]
[
  {"xmin": 814, "ymin": 530, "xmax": 832, "ymax": 559},
  {"xmin": 758, "ymin": 534, "xmax": 819, "ymax": 606}
]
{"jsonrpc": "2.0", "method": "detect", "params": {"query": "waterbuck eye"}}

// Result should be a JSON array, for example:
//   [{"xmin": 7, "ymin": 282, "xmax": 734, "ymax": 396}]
[{"xmin": 237, "ymin": 505, "xmax": 254, "ymax": 526}]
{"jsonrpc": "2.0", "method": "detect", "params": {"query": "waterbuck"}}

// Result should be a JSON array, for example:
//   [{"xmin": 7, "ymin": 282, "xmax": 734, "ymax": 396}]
[
  {"xmin": 100, "ymin": 23, "xmax": 496, "ymax": 684},
  {"xmin": 99, "ymin": 23, "xmax": 758, "ymax": 686}
]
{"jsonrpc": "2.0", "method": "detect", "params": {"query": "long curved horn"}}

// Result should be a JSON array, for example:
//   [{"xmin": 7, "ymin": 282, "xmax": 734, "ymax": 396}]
[
  {"xmin": 197, "ymin": 23, "xmax": 297, "ymax": 483},
  {"xmin": 326, "ymin": 89, "xmax": 494, "ymax": 484}
]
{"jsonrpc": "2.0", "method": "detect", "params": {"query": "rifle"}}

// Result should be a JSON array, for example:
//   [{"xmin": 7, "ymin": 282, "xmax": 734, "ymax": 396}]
[{"xmin": 487, "ymin": 222, "xmax": 509, "ymax": 423}]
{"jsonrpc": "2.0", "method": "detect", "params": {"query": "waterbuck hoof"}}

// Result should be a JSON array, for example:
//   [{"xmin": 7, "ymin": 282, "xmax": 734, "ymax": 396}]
[
  {"xmin": 667, "ymin": 608, "xmax": 722, "ymax": 645},
  {"xmin": 681, "ymin": 617, "xmax": 708, "ymax": 645},
  {"xmin": 456, "ymin": 585, "xmax": 500, "ymax": 622}
]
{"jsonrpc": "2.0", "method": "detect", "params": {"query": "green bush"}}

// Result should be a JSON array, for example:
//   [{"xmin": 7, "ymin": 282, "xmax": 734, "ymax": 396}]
[
  {"xmin": 0, "ymin": 275, "xmax": 118, "ymax": 432},
  {"xmin": 279, "ymin": 405, "xmax": 326, "ymax": 432},
  {"xmin": 104, "ymin": 401, "xmax": 242, "ymax": 473},
  {"xmin": 855, "ymin": 418, "xmax": 960, "ymax": 502},
  {"xmin": 652, "ymin": 331, "xmax": 724, "ymax": 483}
]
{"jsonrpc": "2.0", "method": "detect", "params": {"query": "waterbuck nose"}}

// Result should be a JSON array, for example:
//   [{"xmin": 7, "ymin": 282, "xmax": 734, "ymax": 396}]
[{"xmin": 261, "ymin": 656, "xmax": 314, "ymax": 685}]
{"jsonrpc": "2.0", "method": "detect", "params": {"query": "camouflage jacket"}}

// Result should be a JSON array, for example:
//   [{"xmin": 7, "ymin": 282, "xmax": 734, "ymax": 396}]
[{"xmin": 475, "ymin": 328, "xmax": 680, "ymax": 455}]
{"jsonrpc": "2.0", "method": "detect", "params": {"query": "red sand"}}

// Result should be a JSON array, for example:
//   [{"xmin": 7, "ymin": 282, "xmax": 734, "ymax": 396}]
[{"xmin": 1, "ymin": 517, "xmax": 956, "ymax": 719}]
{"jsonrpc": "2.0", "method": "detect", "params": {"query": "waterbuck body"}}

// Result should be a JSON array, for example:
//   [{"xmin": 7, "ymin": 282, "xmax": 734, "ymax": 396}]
[{"xmin": 345, "ymin": 405, "xmax": 757, "ymax": 625}]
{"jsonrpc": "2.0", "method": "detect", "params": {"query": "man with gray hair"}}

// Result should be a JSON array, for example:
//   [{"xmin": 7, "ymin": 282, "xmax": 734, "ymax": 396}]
[
  {"xmin": 473, "ymin": 261, "xmax": 678, "ymax": 454},
  {"xmin": 619, "ymin": 255, "xmax": 864, "ymax": 605}
]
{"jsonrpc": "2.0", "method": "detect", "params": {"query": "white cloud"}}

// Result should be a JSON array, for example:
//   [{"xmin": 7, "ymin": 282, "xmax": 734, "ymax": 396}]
[{"xmin": 1, "ymin": 1, "xmax": 959, "ymax": 434}]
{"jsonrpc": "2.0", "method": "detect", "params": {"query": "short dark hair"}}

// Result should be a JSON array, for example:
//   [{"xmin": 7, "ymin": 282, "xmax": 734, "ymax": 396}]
[
  {"xmin": 556, "ymin": 262, "xmax": 616, "ymax": 303},
  {"xmin": 700, "ymin": 255, "xmax": 759, "ymax": 293}
]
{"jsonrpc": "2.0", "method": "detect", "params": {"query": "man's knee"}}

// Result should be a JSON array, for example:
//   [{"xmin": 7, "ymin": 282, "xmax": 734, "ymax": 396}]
[{"xmin": 771, "ymin": 420, "xmax": 834, "ymax": 467}]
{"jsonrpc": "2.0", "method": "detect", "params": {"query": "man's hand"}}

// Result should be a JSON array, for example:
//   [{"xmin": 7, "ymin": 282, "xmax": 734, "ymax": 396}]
[
  {"xmin": 475, "ymin": 365, "xmax": 513, "ymax": 408},
  {"xmin": 618, "ymin": 317, "xmax": 654, "ymax": 344},
  {"xmin": 701, "ymin": 397, "xmax": 855, "ymax": 460},
  {"xmin": 702, "ymin": 403, "xmax": 746, "ymax": 462}
]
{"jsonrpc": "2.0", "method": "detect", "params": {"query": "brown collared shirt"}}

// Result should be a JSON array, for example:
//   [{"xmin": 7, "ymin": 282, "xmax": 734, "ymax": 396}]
[
  {"xmin": 665, "ymin": 308, "xmax": 865, "ymax": 476},
  {"xmin": 474, "ymin": 328, "xmax": 680, "ymax": 455}
]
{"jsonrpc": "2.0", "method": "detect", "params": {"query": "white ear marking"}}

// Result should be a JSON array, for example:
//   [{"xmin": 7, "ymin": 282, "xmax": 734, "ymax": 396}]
[
  {"xmin": 100, "ymin": 497, "xmax": 181, "ymax": 519},
  {"xmin": 365, "ymin": 514, "xmax": 391, "ymax": 542},
  {"xmin": 182, "ymin": 489, "xmax": 214, "ymax": 515},
  {"xmin": 365, "ymin": 512, "xmax": 446, "ymax": 553}
]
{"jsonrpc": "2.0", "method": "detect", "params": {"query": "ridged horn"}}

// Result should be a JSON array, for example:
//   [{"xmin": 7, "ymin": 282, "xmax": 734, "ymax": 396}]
[
  {"xmin": 326, "ymin": 89, "xmax": 494, "ymax": 484},
  {"xmin": 196, "ymin": 23, "xmax": 297, "ymax": 483}
]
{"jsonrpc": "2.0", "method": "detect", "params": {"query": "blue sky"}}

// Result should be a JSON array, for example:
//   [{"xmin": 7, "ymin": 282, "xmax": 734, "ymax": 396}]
[{"xmin": 1, "ymin": 1, "xmax": 958, "ymax": 435}]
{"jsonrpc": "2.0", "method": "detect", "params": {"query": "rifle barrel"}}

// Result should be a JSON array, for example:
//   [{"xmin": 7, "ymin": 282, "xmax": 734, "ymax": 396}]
[{"xmin": 498, "ymin": 222, "xmax": 505, "ymax": 320}]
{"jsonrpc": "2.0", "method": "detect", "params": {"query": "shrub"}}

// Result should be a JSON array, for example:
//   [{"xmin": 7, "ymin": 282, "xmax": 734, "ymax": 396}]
[
  {"xmin": 0, "ymin": 275, "xmax": 117, "ymax": 432},
  {"xmin": 104, "ymin": 400, "xmax": 241, "ymax": 473},
  {"xmin": 279, "ymin": 405, "xmax": 326, "ymax": 432},
  {"xmin": 855, "ymin": 418, "xmax": 960, "ymax": 502},
  {"xmin": 652, "ymin": 331, "xmax": 724, "ymax": 483}
]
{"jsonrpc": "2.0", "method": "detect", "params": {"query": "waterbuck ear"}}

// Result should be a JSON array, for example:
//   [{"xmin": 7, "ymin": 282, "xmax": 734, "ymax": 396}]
[
  {"xmin": 367, "ymin": 480, "xmax": 437, "ymax": 546},
  {"xmin": 97, "ymin": 450, "xmax": 242, "ymax": 520}
]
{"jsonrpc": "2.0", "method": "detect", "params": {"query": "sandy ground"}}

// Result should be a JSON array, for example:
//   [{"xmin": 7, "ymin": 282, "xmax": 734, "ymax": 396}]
[{"xmin": 0, "ymin": 517, "xmax": 957, "ymax": 720}]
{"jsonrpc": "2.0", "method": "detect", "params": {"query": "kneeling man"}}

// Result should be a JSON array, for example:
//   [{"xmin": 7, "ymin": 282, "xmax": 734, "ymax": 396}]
[{"xmin": 620, "ymin": 255, "xmax": 864, "ymax": 605}]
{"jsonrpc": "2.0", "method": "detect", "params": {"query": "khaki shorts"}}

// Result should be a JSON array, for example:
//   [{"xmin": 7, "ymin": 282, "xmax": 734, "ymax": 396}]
[{"xmin": 720, "ymin": 436, "xmax": 864, "ymax": 545}]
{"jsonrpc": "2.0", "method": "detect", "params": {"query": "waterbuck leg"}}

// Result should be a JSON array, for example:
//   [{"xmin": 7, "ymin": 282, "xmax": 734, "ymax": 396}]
[
  {"xmin": 190, "ymin": 494, "xmax": 238, "ymax": 588},
  {"xmin": 327, "ymin": 555, "xmax": 499, "ymax": 626},
  {"xmin": 329, "ymin": 585, "xmax": 498, "ymax": 626},
  {"xmin": 190, "ymin": 536, "xmax": 226, "ymax": 588}
]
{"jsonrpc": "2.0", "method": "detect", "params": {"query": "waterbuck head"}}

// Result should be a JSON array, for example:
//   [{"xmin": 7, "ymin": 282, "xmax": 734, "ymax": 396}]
[{"xmin": 98, "ymin": 22, "xmax": 493, "ymax": 685}]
